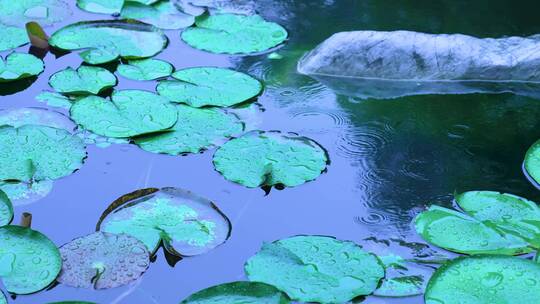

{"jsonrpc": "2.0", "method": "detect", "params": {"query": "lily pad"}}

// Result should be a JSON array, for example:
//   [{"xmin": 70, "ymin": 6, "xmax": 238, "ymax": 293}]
[
  {"xmin": 181, "ymin": 14, "xmax": 288, "ymax": 55},
  {"xmin": 76, "ymin": 0, "xmax": 124, "ymax": 14},
  {"xmin": 135, "ymin": 105, "xmax": 243, "ymax": 155},
  {"xmin": 425, "ymin": 255, "xmax": 540, "ymax": 304},
  {"xmin": 0, "ymin": 291, "xmax": 5, "ymax": 304},
  {"xmin": 414, "ymin": 205, "xmax": 530, "ymax": 255},
  {"xmin": 0, "ymin": 107, "xmax": 76, "ymax": 132},
  {"xmin": 121, "ymin": 1, "xmax": 195, "ymax": 30},
  {"xmin": 0, "ymin": 0, "xmax": 71, "ymax": 27},
  {"xmin": 213, "ymin": 131, "xmax": 328, "ymax": 188},
  {"xmin": 0, "ymin": 53, "xmax": 44, "ymax": 83},
  {"xmin": 181, "ymin": 281, "xmax": 290, "ymax": 304},
  {"xmin": 57, "ymin": 232, "xmax": 150, "ymax": 289},
  {"xmin": 0, "ymin": 190, "xmax": 13, "ymax": 226},
  {"xmin": 373, "ymin": 254, "xmax": 427, "ymax": 298},
  {"xmin": 117, "ymin": 58, "xmax": 173, "ymax": 81},
  {"xmin": 156, "ymin": 67, "xmax": 262, "ymax": 108},
  {"xmin": 98, "ymin": 187, "xmax": 231, "ymax": 256},
  {"xmin": 0, "ymin": 225, "xmax": 62, "ymax": 294},
  {"xmin": 49, "ymin": 66, "xmax": 117, "ymax": 95},
  {"xmin": 0, "ymin": 25, "xmax": 29, "ymax": 52},
  {"xmin": 49, "ymin": 20, "xmax": 168, "ymax": 64},
  {"xmin": 0, "ymin": 180, "xmax": 53, "ymax": 206},
  {"xmin": 36, "ymin": 92, "xmax": 74, "ymax": 109},
  {"xmin": 524, "ymin": 139, "xmax": 540, "ymax": 186},
  {"xmin": 0, "ymin": 125, "xmax": 86, "ymax": 182},
  {"xmin": 69, "ymin": 90, "xmax": 177, "ymax": 138},
  {"xmin": 245, "ymin": 235, "xmax": 385, "ymax": 303}
]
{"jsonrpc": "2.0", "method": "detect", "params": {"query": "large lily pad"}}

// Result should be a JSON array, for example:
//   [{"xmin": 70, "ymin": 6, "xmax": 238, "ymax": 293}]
[
  {"xmin": 98, "ymin": 187, "xmax": 231, "ymax": 256},
  {"xmin": 0, "ymin": 125, "xmax": 86, "ymax": 182},
  {"xmin": 0, "ymin": 225, "xmax": 62, "ymax": 294},
  {"xmin": 213, "ymin": 131, "xmax": 328, "ymax": 188},
  {"xmin": 245, "ymin": 235, "xmax": 385, "ymax": 303},
  {"xmin": 57, "ymin": 232, "xmax": 150, "ymax": 289},
  {"xmin": 49, "ymin": 20, "xmax": 168, "ymax": 64},
  {"xmin": 69, "ymin": 90, "xmax": 177, "ymax": 138},
  {"xmin": 156, "ymin": 67, "xmax": 262, "ymax": 108},
  {"xmin": 135, "ymin": 105, "xmax": 243, "ymax": 155},
  {"xmin": 117, "ymin": 58, "xmax": 173, "ymax": 81},
  {"xmin": 121, "ymin": 1, "xmax": 195, "ymax": 30},
  {"xmin": 49, "ymin": 66, "xmax": 117, "ymax": 95},
  {"xmin": 181, "ymin": 14, "xmax": 288, "ymax": 55},
  {"xmin": 0, "ymin": 190, "xmax": 13, "ymax": 226},
  {"xmin": 0, "ymin": 107, "xmax": 76, "ymax": 132},
  {"xmin": 0, "ymin": 53, "xmax": 44, "ymax": 83},
  {"xmin": 425, "ymin": 255, "xmax": 540, "ymax": 304},
  {"xmin": 524, "ymin": 139, "xmax": 540, "ymax": 187},
  {"xmin": 0, "ymin": 0, "xmax": 71, "ymax": 27},
  {"xmin": 414, "ymin": 205, "xmax": 530, "ymax": 255},
  {"xmin": 0, "ymin": 180, "xmax": 53, "ymax": 206},
  {"xmin": 0, "ymin": 25, "xmax": 29, "ymax": 52},
  {"xmin": 181, "ymin": 281, "xmax": 290, "ymax": 304}
]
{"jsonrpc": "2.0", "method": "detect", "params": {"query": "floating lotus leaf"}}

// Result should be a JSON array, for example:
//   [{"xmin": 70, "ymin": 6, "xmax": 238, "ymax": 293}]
[
  {"xmin": 70, "ymin": 90, "xmax": 177, "ymax": 138},
  {"xmin": 213, "ymin": 131, "xmax": 328, "ymax": 188},
  {"xmin": 181, "ymin": 14, "xmax": 288, "ymax": 54},
  {"xmin": 0, "ymin": 225, "xmax": 62, "ymax": 294},
  {"xmin": 0, "ymin": 125, "xmax": 86, "ymax": 182},
  {"xmin": 156, "ymin": 67, "xmax": 262, "ymax": 108},
  {"xmin": 0, "ymin": 25, "xmax": 29, "ymax": 52},
  {"xmin": 373, "ymin": 255, "xmax": 427, "ymax": 298},
  {"xmin": 117, "ymin": 58, "xmax": 173, "ymax": 81},
  {"xmin": 57, "ymin": 232, "xmax": 150, "ymax": 289},
  {"xmin": 49, "ymin": 20, "xmax": 168, "ymax": 64},
  {"xmin": 135, "ymin": 105, "xmax": 243, "ymax": 155},
  {"xmin": 98, "ymin": 188, "xmax": 231, "ymax": 256},
  {"xmin": 0, "ymin": 0, "xmax": 71, "ymax": 27},
  {"xmin": 49, "ymin": 66, "xmax": 117, "ymax": 95},
  {"xmin": 0, "ymin": 190, "xmax": 13, "ymax": 226},
  {"xmin": 525, "ymin": 139, "xmax": 540, "ymax": 186},
  {"xmin": 36, "ymin": 92, "xmax": 74, "ymax": 109},
  {"xmin": 0, "ymin": 53, "xmax": 44, "ymax": 83},
  {"xmin": 0, "ymin": 107, "xmax": 76, "ymax": 132},
  {"xmin": 0, "ymin": 180, "xmax": 53, "ymax": 206},
  {"xmin": 245, "ymin": 235, "xmax": 385, "ymax": 303},
  {"xmin": 76, "ymin": 0, "xmax": 124, "ymax": 14},
  {"xmin": 0, "ymin": 291, "xmax": 5, "ymax": 304},
  {"xmin": 121, "ymin": 1, "xmax": 195, "ymax": 30},
  {"xmin": 415, "ymin": 205, "xmax": 530, "ymax": 255},
  {"xmin": 425, "ymin": 255, "xmax": 540, "ymax": 304},
  {"xmin": 181, "ymin": 281, "xmax": 290, "ymax": 304}
]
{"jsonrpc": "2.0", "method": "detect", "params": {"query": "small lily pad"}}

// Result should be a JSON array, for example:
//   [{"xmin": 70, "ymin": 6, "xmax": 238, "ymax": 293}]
[
  {"xmin": 245, "ymin": 235, "xmax": 384, "ymax": 303},
  {"xmin": 213, "ymin": 131, "xmax": 328, "ymax": 188},
  {"xmin": 0, "ymin": 180, "xmax": 53, "ymax": 206},
  {"xmin": 117, "ymin": 58, "xmax": 173, "ymax": 81},
  {"xmin": 156, "ymin": 67, "xmax": 262, "ymax": 108},
  {"xmin": 98, "ymin": 187, "xmax": 231, "ymax": 256},
  {"xmin": 0, "ymin": 107, "xmax": 76, "ymax": 132},
  {"xmin": 36, "ymin": 92, "xmax": 74, "ymax": 109},
  {"xmin": 181, "ymin": 14, "xmax": 288, "ymax": 55},
  {"xmin": 0, "ymin": 53, "xmax": 44, "ymax": 83},
  {"xmin": 121, "ymin": 1, "xmax": 195, "ymax": 30},
  {"xmin": 76, "ymin": 0, "xmax": 124, "ymax": 14},
  {"xmin": 0, "ymin": 0, "xmax": 71, "ymax": 27},
  {"xmin": 524, "ymin": 139, "xmax": 540, "ymax": 186},
  {"xmin": 49, "ymin": 20, "xmax": 168, "ymax": 64},
  {"xmin": 0, "ymin": 24, "xmax": 29, "ymax": 52},
  {"xmin": 0, "ymin": 125, "xmax": 86, "ymax": 182},
  {"xmin": 425, "ymin": 255, "xmax": 540, "ymax": 304},
  {"xmin": 70, "ymin": 90, "xmax": 177, "ymax": 138},
  {"xmin": 57, "ymin": 232, "xmax": 150, "ymax": 289},
  {"xmin": 0, "ymin": 225, "xmax": 62, "ymax": 294},
  {"xmin": 135, "ymin": 105, "xmax": 243, "ymax": 155},
  {"xmin": 181, "ymin": 281, "xmax": 290, "ymax": 304},
  {"xmin": 373, "ymin": 255, "xmax": 427, "ymax": 298},
  {"xmin": 49, "ymin": 66, "xmax": 117, "ymax": 95},
  {"xmin": 0, "ymin": 190, "xmax": 13, "ymax": 226}
]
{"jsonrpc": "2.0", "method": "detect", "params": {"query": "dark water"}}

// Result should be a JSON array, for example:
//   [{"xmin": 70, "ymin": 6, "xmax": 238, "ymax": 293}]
[{"xmin": 3, "ymin": 1, "xmax": 540, "ymax": 303}]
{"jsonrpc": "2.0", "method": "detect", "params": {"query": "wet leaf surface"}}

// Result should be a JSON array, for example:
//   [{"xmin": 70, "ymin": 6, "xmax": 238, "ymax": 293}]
[
  {"xmin": 0, "ymin": 180, "xmax": 53, "ymax": 206},
  {"xmin": 49, "ymin": 66, "xmax": 117, "ymax": 95},
  {"xmin": 0, "ymin": 107, "xmax": 76, "ymax": 132},
  {"xmin": 36, "ymin": 92, "xmax": 74, "ymax": 109},
  {"xmin": 121, "ymin": 1, "xmax": 195, "ymax": 30},
  {"xmin": 76, "ymin": 0, "xmax": 124, "ymax": 14},
  {"xmin": 180, "ymin": 281, "xmax": 290, "ymax": 304},
  {"xmin": 0, "ymin": 0, "xmax": 71, "ymax": 27},
  {"xmin": 0, "ymin": 291, "xmax": 5, "ymax": 304},
  {"xmin": 0, "ymin": 190, "xmax": 13, "ymax": 226},
  {"xmin": 0, "ymin": 24, "xmax": 29, "ymax": 52},
  {"xmin": 524, "ymin": 139, "xmax": 540, "ymax": 187},
  {"xmin": 373, "ymin": 254, "xmax": 427, "ymax": 298},
  {"xmin": 117, "ymin": 58, "xmax": 173, "ymax": 81},
  {"xmin": 0, "ymin": 53, "xmax": 44, "ymax": 83}
]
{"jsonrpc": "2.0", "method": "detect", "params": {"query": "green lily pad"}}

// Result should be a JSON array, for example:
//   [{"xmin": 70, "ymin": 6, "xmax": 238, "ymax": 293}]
[
  {"xmin": 0, "ymin": 125, "xmax": 86, "ymax": 182},
  {"xmin": 0, "ymin": 190, "xmax": 13, "ymax": 226},
  {"xmin": 0, "ymin": 25, "xmax": 29, "ymax": 52},
  {"xmin": 98, "ymin": 187, "xmax": 231, "ymax": 256},
  {"xmin": 0, "ymin": 180, "xmax": 53, "ymax": 206},
  {"xmin": 76, "ymin": 0, "xmax": 124, "ymax": 14},
  {"xmin": 0, "ymin": 225, "xmax": 62, "ymax": 294},
  {"xmin": 121, "ymin": 1, "xmax": 195, "ymax": 30},
  {"xmin": 135, "ymin": 105, "xmax": 243, "ymax": 155},
  {"xmin": 156, "ymin": 67, "xmax": 262, "ymax": 108},
  {"xmin": 57, "ymin": 232, "xmax": 150, "ymax": 289},
  {"xmin": 373, "ymin": 254, "xmax": 427, "ymax": 298},
  {"xmin": 49, "ymin": 66, "xmax": 117, "ymax": 95},
  {"xmin": 245, "ymin": 235, "xmax": 385, "ymax": 303},
  {"xmin": 0, "ymin": 291, "xmax": 6, "ymax": 304},
  {"xmin": 181, "ymin": 14, "xmax": 288, "ymax": 55},
  {"xmin": 0, "ymin": 53, "xmax": 44, "ymax": 83},
  {"xmin": 117, "ymin": 58, "xmax": 173, "ymax": 81},
  {"xmin": 181, "ymin": 281, "xmax": 290, "ymax": 304},
  {"xmin": 414, "ymin": 205, "xmax": 530, "ymax": 255},
  {"xmin": 0, "ymin": 107, "xmax": 76, "ymax": 132},
  {"xmin": 0, "ymin": 0, "xmax": 71, "ymax": 27},
  {"xmin": 49, "ymin": 20, "xmax": 168, "ymax": 65},
  {"xmin": 36, "ymin": 92, "xmax": 74, "ymax": 109},
  {"xmin": 213, "ymin": 131, "xmax": 328, "ymax": 188},
  {"xmin": 69, "ymin": 90, "xmax": 177, "ymax": 138},
  {"xmin": 525, "ymin": 139, "xmax": 540, "ymax": 187},
  {"xmin": 425, "ymin": 255, "xmax": 540, "ymax": 304}
]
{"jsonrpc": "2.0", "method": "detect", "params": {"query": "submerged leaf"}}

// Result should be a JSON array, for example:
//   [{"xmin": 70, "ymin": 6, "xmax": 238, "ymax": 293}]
[
  {"xmin": 245, "ymin": 235, "xmax": 384, "ymax": 303},
  {"xmin": 0, "ymin": 180, "xmax": 53, "ymax": 206},
  {"xmin": 213, "ymin": 131, "xmax": 328, "ymax": 188},
  {"xmin": 0, "ymin": 190, "xmax": 13, "ymax": 226},
  {"xmin": 121, "ymin": 1, "xmax": 195, "ymax": 30},
  {"xmin": 70, "ymin": 90, "xmax": 177, "ymax": 138},
  {"xmin": 76, "ymin": 0, "xmax": 124, "ymax": 14},
  {"xmin": 49, "ymin": 66, "xmax": 117, "ymax": 95},
  {"xmin": 0, "ymin": 0, "xmax": 71, "ymax": 27},
  {"xmin": 0, "ymin": 24, "xmax": 29, "ymax": 51},
  {"xmin": 525, "ymin": 139, "xmax": 540, "ymax": 187},
  {"xmin": 0, "ymin": 225, "xmax": 62, "ymax": 294},
  {"xmin": 57, "ymin": 232, "xmax": 150, "ymax": 289},
  {"xmin": 98, "ymin": 187, "xmax": 231, "ymax": 256},
  {"xmin": 26, "ymin": 21, "xmax": 49, "ymax": 49},
  {"xmin": 156, "ymin": 67, "xmax": 262, "ymax": 108},
  {"xmin": 117, "ymin": 58, "xmax": 173, "ymax": 81},
  {"xmin": 181, "ymin": 281, "xmax": 290, "ymax": 304},
  {"xmin": 36, "ymin": 92, "xmax": 74, "ymax": 109},
  {"xmin": 0, "ymin": 107, "xmax": 76, "ymax": 132},
  {"xmin": 373, "ymin": 254, "xmax": 428, "ymax": 298},
  {"xmin": 0, "ymin": 53, "xmax": 44, "ymax": 82},
  {"xmin": 181, "ymin": 14, "xmax": 288, "ymax": 54}
]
